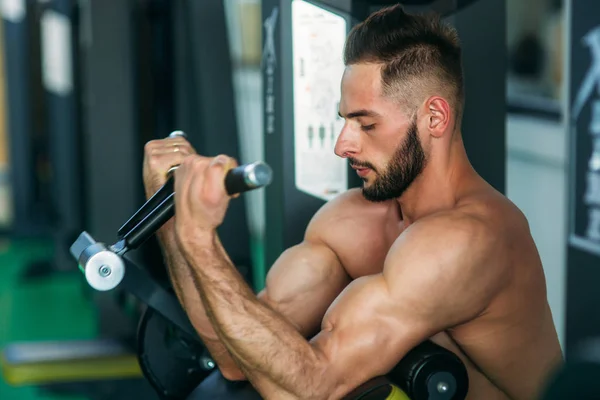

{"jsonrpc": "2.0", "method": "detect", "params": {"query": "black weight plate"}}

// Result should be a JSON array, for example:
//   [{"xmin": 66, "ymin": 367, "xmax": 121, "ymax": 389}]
[{"xmin": 137, "ymin": 306, "xmax": 216, "ymax": 399}]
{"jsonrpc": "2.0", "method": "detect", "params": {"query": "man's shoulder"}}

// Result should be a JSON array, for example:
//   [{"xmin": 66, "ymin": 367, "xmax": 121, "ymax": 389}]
[
  {"xmin": 405, "ymin": 208, "xmax": 497, "ymax": 244},
  {"xmin": 460, "ymin": 186, "xmax": 529, "ymax": 234},
  {"xmin": 308, "ymin": 189, "xmax": 392, "ymax": 229},
  {"xmin": 385, "ymin": 209, "xmax": 504, "ymax": 283},
  {"xmin": 324, "ymin": 188, "xmax": 381, "ymax": 210},
  {"xmin": 406, "ymin": 188, "xmax": 523, "ymax": 246},
  {"xmin": 383, "ymin": 209, "xmax": 509, "ymax": 321},
  {"xmin": 304, "ymin": 189, "xmax": 396, "ymax": 256}
]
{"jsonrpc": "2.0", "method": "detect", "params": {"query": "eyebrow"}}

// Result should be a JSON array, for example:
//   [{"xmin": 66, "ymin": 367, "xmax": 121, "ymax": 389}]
[{"xmin": 338, "ymin": 109, "xmax": 381, "ymax": 119}]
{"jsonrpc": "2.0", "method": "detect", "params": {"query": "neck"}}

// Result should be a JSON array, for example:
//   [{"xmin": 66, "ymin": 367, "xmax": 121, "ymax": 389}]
[{"xmin": 396, "ymin": 135, "xmax": 478, "ymax": 225}]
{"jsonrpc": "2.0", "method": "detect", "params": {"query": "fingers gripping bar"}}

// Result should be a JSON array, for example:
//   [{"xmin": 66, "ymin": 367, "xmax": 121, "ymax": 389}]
[
  {"xmin": 119, "ymin": 130, "xmax": 273, "ymax": 250},
  {"xmin": 117, "ymin": 130, "xmax": 188, "ymax": 237},
  {"xmin": 122, "ymin": 160, "xmax": 272, "ymax": 251},
  {"xmin": 72, "ymin": 130, "xmax": 273, "ymax": 292}
]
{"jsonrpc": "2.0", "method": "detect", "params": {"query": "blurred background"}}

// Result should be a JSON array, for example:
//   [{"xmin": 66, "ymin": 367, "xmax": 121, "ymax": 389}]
[{"xmin": 0, "ymin": 0, "xmax": 587, "ymax": 398}]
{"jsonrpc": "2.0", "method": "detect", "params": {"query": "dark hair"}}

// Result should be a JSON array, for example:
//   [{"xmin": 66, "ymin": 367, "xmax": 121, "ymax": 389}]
[{"xmin": 344, "ymin": 4, "xmax": 464, "ymax": 123}]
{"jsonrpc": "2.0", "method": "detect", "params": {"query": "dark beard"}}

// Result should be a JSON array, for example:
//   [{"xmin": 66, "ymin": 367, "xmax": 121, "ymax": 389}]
[{"xmin": 351, "ymin": 120, "xmax": 426, "ymax": 202}]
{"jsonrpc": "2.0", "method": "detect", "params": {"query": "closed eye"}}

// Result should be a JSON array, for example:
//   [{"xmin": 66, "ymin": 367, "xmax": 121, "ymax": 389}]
[{"xmin": 361, "ymin": 124, "xmax": 376, "ymax": 132}]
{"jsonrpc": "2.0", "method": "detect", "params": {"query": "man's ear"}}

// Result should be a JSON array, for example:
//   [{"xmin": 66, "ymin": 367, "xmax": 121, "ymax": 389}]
[{"xmin": 426, "ymin": 97, "xmax": 451, "ymax": 138}]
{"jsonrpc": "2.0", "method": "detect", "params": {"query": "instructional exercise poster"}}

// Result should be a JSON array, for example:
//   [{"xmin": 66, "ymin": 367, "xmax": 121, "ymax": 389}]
[{"xmin": 291, "ymin": 0, "xmax": 347, "ymax": 202}]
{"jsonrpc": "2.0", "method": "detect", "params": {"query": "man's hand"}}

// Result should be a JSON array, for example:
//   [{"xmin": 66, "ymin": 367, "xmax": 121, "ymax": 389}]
[
  {"xmin": 147, "ymin": 149, "xmax": 247, "ymax": 381},
  {"xmin": 173, "ymin": 155, "xmax": 237, "ymax": 248},
  {"xmin": 142, "ymin": 136, "xmax": 196, "ymax": 199}
]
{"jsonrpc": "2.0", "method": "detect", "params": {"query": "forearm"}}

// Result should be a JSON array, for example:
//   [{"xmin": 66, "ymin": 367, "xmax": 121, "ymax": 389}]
[
  {"xmin": 156, "ymin": 221, "xmax": 246, "ymax": 380},
  {"xmin": 181, "ymin": 233, "xmax": 329, "ymax": 399}
]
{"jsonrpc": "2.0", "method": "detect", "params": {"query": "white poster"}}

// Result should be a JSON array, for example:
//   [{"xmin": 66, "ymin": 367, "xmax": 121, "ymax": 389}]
[{"xmin": 292, "ymin": 0, "xmax": 347, "ymax": 202}]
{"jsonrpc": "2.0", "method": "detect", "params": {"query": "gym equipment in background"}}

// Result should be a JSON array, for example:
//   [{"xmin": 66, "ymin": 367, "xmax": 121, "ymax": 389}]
[
  {"xmin": 1, "ymin": 0, "xmax": 254, "ymax": 397},
  {"xmin": 0, "ymin": 0, "xmax": 82, "ymax": 278}
]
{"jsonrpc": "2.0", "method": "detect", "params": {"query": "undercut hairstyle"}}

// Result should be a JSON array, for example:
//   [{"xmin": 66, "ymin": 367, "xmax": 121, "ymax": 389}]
[{"xmin": 344, "ymin": 4, "xmax": 464, "ymax": 126}]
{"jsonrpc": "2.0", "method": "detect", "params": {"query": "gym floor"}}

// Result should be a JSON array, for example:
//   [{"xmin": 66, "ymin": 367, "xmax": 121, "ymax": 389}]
[{"xmin": 0, "ymin": 239, "xmax": 97, "ymax": 400}]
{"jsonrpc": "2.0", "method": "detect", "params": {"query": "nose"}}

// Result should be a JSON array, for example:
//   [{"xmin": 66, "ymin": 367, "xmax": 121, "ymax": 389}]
[{"xmin": 334, "ymin": 124, "xmax": 360, "ymax": 159}]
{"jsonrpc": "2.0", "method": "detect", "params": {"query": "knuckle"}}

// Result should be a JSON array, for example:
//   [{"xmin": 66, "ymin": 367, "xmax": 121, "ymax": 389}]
[
  {"xmin": 144, "ymin": 141, "xmax": 156, "ymax": 154},
  {"xmin": 173, "ymin": 155, "xmax": 184, "ymax": 167},
  {"xmin": 148, "ymin": 154, "xmax": 171, "ymax": 172},
  {"xmin": 180, "ymin": 157, "xmax": 193, "ymax": 168},
  {"xmin": 148, "ymin": 156, "xmax": 160, "ymax": 168},
  {"xmin": 199, "ymin": 159, "xmax": 211, "ymax": 171},
  {"xmin": 214, "ymin": 154, "xmax": 236, "ymax": 169},
  {"xmin": 180, "ymin": 147, "xmax": 192, "ymax": 156},
  {"xmin": 182, "ymin": 155, "xmax": 199, "ymax": 168}
]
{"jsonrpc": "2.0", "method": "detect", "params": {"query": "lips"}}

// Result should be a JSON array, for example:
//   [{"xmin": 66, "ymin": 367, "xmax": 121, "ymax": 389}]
[{"xmin": 351, "ymin": 165, "xmax": 370, "ymax": 177}]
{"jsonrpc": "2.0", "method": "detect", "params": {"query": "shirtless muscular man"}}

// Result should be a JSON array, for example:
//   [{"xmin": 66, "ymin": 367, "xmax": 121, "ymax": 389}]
[{"xmin": 142, "ymin": 5, "xmax": 563, "ymax": 399}]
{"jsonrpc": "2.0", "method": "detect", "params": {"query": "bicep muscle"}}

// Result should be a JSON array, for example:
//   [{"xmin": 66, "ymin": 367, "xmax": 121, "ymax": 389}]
[
  {"xmin": 259, "ymin": 241, "xmax": 350, "ymax": 338},
  {"xmin": 310, "ymin": 275, "xmax": 429, "ymax": 399}
]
